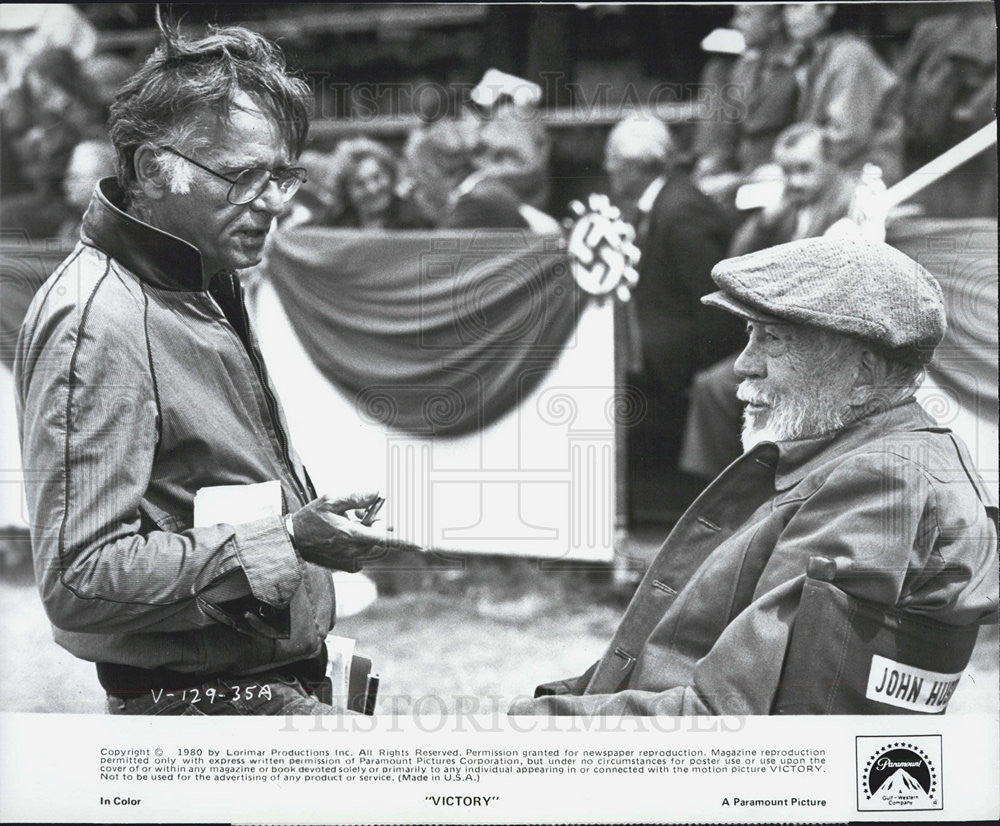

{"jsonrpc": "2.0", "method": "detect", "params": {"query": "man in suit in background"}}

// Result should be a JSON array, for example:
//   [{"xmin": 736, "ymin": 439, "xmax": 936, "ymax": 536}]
[{"xmin": 604, "ymin": 117, "xmax": 742, "ymax": 512}]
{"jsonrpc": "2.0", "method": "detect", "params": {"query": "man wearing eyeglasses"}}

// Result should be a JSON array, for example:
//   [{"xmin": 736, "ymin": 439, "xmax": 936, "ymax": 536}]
[{"xmin": 14, "ymin": 23, "xmax": 417, "ymax": 715}]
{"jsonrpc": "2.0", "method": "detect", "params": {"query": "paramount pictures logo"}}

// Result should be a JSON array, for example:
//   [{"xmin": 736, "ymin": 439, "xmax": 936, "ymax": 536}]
[{"xmin": 856, "ymin": 736, "xmax": 942, "ymax": 812}]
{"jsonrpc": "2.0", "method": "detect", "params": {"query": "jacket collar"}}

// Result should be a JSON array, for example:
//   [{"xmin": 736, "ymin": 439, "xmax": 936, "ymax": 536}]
[
  {"xmin": 81, "ymin": 178, "xmax": 212, "ymax": 291},
  {"xmin": 769, "ymin": 399, "xmax": 943, "ymax": 490}
]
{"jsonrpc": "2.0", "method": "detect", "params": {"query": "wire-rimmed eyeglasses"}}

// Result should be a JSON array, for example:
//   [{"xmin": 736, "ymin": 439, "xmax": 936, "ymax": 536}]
[{"xmin": 158, "ymin": 145, "xmax": 307, "ymax": 206}]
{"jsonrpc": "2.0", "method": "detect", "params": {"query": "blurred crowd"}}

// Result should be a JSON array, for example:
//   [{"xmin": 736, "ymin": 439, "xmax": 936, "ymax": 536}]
[
  {"xmin": 595, "ymin": 3, "xmax": 996, "ymax": 513},
  {"xmin": 2, "ymin": 4, "xmax": 994, "ymax": 242},
  {"xmin": 1, "ymin": 3, "xmax": 995, "ymax": 521},
  {"xmin": 691, "ymin": 3, "xmax": 996, "ymax": 224},
  {"xmin": 0, "ymin": 5, "xmax": 558, "ymax": 240},
  {"xmin": 0, "ymin": 6, "xmax": 130, "ymax": 241},
  {"xmin": 282, "ymin": 96, "xmax": 558, "ymax": 234}
]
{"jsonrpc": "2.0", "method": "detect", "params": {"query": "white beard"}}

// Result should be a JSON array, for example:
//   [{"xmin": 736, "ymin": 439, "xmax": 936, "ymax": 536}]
[
  {"xmin": 739, "ymin": 372, "xmax": 858, "ymax": 451},
  {"xmin": 740, "ymin": 418, "xmax": 785, "ymax": 451}
]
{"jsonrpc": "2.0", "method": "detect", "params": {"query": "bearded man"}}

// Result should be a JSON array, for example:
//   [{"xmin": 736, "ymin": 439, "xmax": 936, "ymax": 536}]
[
  {"xmin": 678, "ymin": 122, "xmax": 858, "ymax": 480},
  {"xmin": 15, "ymin": 23, "xmax": 418, "ymax": 715},
  {"xmin": 510, "ymin": 236, "xmax": 998, "ymax": 716}
]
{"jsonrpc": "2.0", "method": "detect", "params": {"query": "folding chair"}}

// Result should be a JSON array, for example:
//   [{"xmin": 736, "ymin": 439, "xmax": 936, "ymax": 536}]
[{"xmin": 773, "ymin": 556, "xmax": 984, "ymax": 714}]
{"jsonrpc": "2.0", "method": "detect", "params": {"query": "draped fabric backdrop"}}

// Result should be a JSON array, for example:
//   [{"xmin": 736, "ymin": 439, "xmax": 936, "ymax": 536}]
[
  {"xmin": 265, "ymin": 228, "xmax": 585, "ymax": 437},
  {"xmin": 1, "ymin": 219, "xmax": 996, "ymax": 539},
  {"xmin": 890, "ymin": 219, "xmax": 999, "ymax": 498},
  {"xmin": 888, "ymin": 219, "xmax": 999, "ymax": 422},
  {"xmin": 254, "ymin": 233, "xmax": 617, "ymax": 560},
  {"xmin": 4, "ymin": 221, "xmax": 995, "ymax": 423}
]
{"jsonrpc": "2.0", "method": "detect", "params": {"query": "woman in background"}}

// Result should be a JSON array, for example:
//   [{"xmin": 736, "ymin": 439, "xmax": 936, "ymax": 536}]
[{"xmin": 319, "ymin": 137, "xmax": 428, "ymax": 229}]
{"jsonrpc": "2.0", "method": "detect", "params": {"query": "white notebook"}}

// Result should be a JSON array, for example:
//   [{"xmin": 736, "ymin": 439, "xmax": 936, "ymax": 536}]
[{"xmin": 193, "ymin": 480, "xmax": 282, "ymax": 527}]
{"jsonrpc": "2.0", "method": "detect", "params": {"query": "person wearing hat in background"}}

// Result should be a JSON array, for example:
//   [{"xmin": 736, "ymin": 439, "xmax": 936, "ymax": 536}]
[
  {"xmin": 510, "ymin": 236, "xmax": 998, "ymax": 716},
  {"xmin": 468, "ymin": 68, "xmax": 552, "ymax": 214}
]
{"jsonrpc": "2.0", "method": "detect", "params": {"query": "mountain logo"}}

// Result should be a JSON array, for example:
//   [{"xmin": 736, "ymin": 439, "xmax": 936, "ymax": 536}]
[{"xmin": 856, "ymin": 737, "xmax": 941, "ymax": 811}]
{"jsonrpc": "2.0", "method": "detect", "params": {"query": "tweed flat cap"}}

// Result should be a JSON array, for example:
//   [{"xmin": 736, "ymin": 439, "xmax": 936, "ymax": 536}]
[{"xmin": 702, "ymin": 236, "xmax": 947, "ymax": 359}]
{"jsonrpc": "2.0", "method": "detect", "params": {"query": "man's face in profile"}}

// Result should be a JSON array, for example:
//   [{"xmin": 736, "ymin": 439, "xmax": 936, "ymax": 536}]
[{"xmin": 735, "ymin": 320, "xmax": 859, "ymax": 448}]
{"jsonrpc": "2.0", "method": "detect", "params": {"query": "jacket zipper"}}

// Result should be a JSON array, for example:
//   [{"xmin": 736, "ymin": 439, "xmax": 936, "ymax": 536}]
[
  {"xmin": 208, "ymin": 275, "xmax": 311, "ymax": 507},
  {"xmin": 237, "ymin": 287, "xmax": 312, "ymax": 506}
]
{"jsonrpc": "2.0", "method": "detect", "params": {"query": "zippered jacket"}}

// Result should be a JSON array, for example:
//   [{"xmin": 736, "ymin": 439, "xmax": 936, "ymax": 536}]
[
  {"xmin": 15, "ymin": 178, "xmax": 335, "ymax": 675},
  {"xmin": 511, "ymin": 402, "xmax": 998, "ymax": 715}
]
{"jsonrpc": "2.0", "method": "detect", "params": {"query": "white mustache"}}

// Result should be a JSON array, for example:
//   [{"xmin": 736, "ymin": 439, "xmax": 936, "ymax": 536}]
[{"xmin": 737, "ymin": 383, "xmax": 772, "ymax": 406}]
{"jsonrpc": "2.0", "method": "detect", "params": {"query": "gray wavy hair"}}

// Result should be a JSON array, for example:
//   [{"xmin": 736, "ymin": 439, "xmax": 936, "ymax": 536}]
[{"xmin": 108, "ymin": 18, "xmax": 312, "ymax": 205}]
